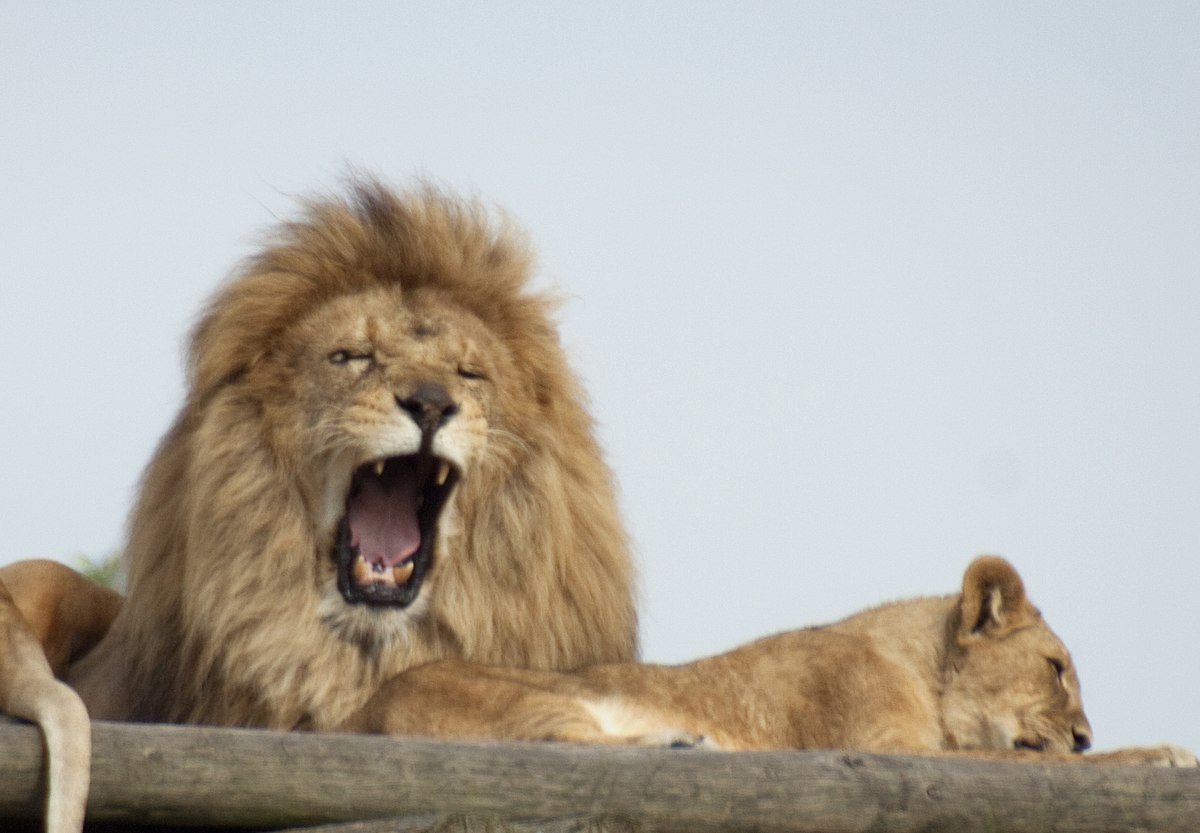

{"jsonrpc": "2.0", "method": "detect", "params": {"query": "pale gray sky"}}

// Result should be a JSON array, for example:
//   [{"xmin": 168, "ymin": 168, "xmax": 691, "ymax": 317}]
[{"xmin": 2, "ymin": 3, "xmax": 1198, "ymax": 754}]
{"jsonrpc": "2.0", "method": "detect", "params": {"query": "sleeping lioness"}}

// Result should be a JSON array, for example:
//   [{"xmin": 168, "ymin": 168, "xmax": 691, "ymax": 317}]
[{"xmin": 350, "ymin": 556, "xmax": 1197, "ymax": 766}]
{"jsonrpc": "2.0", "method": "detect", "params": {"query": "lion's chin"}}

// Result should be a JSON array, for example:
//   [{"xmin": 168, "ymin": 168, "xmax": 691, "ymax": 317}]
[
  {"xmin": 316, "ymin": 581, "xmax": 431, "ymax": 651},
  {"xmin": 333, "ymin": 453, "xmax": 459, "ymax": 609}
]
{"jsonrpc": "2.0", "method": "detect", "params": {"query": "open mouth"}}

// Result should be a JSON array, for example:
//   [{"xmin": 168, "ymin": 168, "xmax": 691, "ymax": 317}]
[{"xmin": 334, "ymin": 453, "xmax": 459, "ymax": 607}]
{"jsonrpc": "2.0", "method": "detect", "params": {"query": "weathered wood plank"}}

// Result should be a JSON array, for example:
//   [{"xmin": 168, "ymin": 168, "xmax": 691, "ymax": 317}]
[
  {"xmin": 1, "ymin": 719, "xmax": 1198, "ymax": 832},
  {"xmin": 275, "ymin": 814, "xmax": 639, "ymax": 833}
]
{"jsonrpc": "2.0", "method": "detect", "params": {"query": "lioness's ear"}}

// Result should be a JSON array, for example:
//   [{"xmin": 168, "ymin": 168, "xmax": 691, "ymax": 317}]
[{"xmin": 957, "ymin": 555, "xmax": 1033, "ymax": 642}]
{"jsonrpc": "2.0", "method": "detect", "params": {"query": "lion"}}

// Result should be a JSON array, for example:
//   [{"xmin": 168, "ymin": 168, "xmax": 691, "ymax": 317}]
[
  {"xmin": 60, "ymin": 180, "xmax": 638, "ymax": 729},
  {"xmin": 1, "ymin": 180, "xmax": 639, "ymax": 831},
  {"xmin": 349, "ymin": 556, "xmax": 1197, "ymax": 767}
]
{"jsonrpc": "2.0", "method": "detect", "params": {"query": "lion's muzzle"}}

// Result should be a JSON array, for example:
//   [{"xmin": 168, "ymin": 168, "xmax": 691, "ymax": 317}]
[{"xmin": 334, "ymin": 452, "xmax": 458, "ymax": 607}]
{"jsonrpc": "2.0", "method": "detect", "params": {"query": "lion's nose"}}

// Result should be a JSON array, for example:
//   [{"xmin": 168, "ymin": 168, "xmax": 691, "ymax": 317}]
[
  {"xmin": 1072, "ymin": 726, "xmax": 1093, "ymax": 753},
  {"xmin": 396, "ymin": 382, "xmax": 459, "ymax": 433}
]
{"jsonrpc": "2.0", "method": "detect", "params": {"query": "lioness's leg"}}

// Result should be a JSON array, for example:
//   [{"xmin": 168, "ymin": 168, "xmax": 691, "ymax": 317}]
[
  {"xmin": 1066, "ymin": 746, "xmax": 1198, "ymax": 767},
  {"xmin": 0, "ymin": 578, "xmax": 92, "ymax": 833},
  {"xmin": 344, "ymin": 659, "xmax": 614, "ymax": 742},
  {"xmin": 344, "ymin": 659, "xmax": 703, "ymax": 748},
  {"xmin": 920, "ymin": 746, "xmax": 1199, "ymax": 767}
]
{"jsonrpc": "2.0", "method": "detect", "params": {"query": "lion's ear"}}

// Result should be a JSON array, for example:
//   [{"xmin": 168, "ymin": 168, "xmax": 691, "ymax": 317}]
[{"xmin": 957, "ymin": 555, "xmax": 1034, "ymax": 642}]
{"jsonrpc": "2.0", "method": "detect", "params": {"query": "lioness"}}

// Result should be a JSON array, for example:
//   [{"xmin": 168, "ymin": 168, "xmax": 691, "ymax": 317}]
[{"xmin": 350, "ymin": 556, "xmax": 1196, "ymax": 766}]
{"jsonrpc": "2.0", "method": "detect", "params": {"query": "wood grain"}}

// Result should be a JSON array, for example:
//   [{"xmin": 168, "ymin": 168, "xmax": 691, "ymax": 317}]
[{"xmin": 1, "ymin": 718, "xmax": 1197, "ymax": 832}]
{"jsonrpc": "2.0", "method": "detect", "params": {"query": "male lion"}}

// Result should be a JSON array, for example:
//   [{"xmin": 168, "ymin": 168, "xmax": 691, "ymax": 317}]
[
  {"xmin": 351, "ymin": 556, "xmax": 1197, "ymax": 767},
  {"xmin": 1, "ymin": 181, "xmax": 638, "ymax": 830}
]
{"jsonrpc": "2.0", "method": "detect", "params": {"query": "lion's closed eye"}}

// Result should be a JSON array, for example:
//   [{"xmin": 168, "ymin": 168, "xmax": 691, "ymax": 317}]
[{"xmin": 329, "ymin": 349, "xmax": 375, "ymax": 366}]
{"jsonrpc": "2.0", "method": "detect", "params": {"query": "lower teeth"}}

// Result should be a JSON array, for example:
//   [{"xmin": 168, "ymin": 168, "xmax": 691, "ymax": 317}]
[{"xmin": 351, "ymin": 557, "xmax": 415, "ymax": 587}]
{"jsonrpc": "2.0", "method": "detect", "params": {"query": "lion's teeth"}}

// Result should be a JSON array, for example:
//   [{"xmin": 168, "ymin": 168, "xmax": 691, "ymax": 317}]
[
  {"xmin": 435, "ymin": 461, "xmax": 450, "ymax": 485},
  {"xmin": 374, "ymin": 460, "xmax": 385, "ymax": 476},
  {"xmin": 353, "ymin": 555, "xmax": 412, "ymax": 587},
  {"xmin": 352, "ymin": 557, "xmax": 372, "ymax": 586}
]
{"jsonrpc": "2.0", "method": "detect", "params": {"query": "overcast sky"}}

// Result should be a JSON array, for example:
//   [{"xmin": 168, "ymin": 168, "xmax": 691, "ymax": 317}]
[{"xmin": 3, "ymin": 3, "xmax": 1198, "ymax": 754}]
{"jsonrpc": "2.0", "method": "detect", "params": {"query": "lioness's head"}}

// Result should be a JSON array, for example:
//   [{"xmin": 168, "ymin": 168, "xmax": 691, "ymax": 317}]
[{"xmin": 941, "ymin": 556, "xmax": 1094, "ymax": 755}]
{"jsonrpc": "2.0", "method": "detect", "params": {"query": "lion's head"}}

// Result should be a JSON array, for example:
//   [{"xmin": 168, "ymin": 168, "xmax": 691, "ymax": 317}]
[
  {"xmin": 941, "ymin": 556, "xmax": 1093, "ymax": 755},
  {"xmin": 81, "ymin": 181, "xmax": 637, "ymax": 729}
]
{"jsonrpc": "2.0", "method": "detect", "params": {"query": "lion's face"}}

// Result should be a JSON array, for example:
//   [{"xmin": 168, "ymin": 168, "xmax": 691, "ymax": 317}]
[
  {"xmin": 260, "ymin": 284, "xmax": 514, "ymax": 631},
  {"xmin": 941, "ymin": 558, "xmax": 1094, "ymax": 755}
]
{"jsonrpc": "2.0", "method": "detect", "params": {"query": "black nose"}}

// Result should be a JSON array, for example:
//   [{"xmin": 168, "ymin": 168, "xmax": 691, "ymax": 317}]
[
  {"xmin": 1073, "ymin": 729, "xmax": 1092, "ymax": 753},
  {"xmin": 396, "ymin": 382, "xmax": 458, "ymax": 434}
]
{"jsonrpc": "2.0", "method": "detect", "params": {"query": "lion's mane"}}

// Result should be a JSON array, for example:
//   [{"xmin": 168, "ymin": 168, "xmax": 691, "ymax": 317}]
[{"xmin": 71, "ymin": 181, "xmax": 638, "ymax": 729}]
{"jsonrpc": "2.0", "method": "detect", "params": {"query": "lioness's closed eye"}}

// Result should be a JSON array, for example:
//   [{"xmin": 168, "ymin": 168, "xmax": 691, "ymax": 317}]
[{"xmin": 355, "ymin": 555, "xmax": 1198, "ymax": 768}]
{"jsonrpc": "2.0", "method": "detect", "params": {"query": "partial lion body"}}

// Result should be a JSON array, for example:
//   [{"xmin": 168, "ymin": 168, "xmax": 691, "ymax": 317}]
[
  {"xmin": 1, "ymin": 562, "xmax": 119, "ymax": 833},
  {"xmin": 353, "ymin": 557, "xmax": 1197, "ymax": 768}
]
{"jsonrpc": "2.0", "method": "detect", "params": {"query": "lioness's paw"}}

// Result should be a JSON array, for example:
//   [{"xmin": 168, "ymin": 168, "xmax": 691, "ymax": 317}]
[
  {"xmin": 1152, "ymin": 744, "xmax": 1199, "ymax": 768},
  {"xmin": 1089, "ymin": 744, "xmax": 1199, "ymax": 767}
]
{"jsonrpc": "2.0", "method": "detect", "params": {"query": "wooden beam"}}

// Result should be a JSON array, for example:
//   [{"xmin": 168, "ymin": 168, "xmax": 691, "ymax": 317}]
[{"xmin": 1, "ymin": 719, "xmax": 1197, "ymax": 832}]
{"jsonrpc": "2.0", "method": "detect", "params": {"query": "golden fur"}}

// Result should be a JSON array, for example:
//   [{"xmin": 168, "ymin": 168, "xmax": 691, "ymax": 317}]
[
  {"xmin": 352, "ymin": 556, "xmax": 1197, "ymax": 767},
  {"xmin": 1, "ymin": 562, "xmax": 120, "ymax": 833},
  {"xmin": 61, "ymin": 180, "xmax": 637, "ymax": 729}
]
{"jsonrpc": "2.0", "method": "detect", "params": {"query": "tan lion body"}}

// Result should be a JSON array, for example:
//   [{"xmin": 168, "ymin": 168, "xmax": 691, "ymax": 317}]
[
  {"xmin": 353, "ymin": 557, "xmax": 1197, "ymax": 767},
  {"xmin": 1, "ymin": 564, "xmax": 117, "ymax": 833}
]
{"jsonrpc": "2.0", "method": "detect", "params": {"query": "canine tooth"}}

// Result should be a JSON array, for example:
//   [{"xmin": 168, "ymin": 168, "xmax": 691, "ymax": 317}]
[
  {"xmin": 374, "ymin": 460, "xmax": 385, "ymax": 476},
  {"xmin": 352, "ymin": 557, "xmax": 372, "ymax": 586},
  {"xmin": 393, "ymin": 562, "xmax": 415, "ymax": 584},
  {"xmin": 436, "ymin": 461, "xmax": 450, "ymax": 485}
]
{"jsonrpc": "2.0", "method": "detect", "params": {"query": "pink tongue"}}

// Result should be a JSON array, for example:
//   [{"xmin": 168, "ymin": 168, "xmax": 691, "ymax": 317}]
[{"xmin": 347, "ymin": 471, "xmax": 421, "ymax": 568}]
